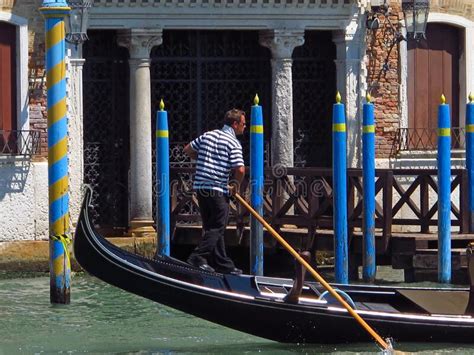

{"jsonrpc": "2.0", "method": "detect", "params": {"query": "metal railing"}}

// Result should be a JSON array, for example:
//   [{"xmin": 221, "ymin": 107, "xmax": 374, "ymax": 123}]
[
  {"xmin": 393, "ymin": 127, "xmax": 465, "ymax": 154},
  {"xmin": 0, "ymin": 130, "xmax": 41, "ymax": 156}
]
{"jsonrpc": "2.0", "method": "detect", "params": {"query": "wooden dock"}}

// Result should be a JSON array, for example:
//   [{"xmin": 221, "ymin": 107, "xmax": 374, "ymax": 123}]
[{"xmin": 173, "ymin": 225, "xmax": 474, "ymax": 283}]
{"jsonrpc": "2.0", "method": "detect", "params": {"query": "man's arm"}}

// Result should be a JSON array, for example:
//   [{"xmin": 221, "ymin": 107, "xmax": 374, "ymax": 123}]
[
  {"xmin": 229, "ymin": 166, "xmax": 245, "ymax": 195},
  {"xmin": 183, "ymin": 143, "xmax": 198, "ymax": 160}
]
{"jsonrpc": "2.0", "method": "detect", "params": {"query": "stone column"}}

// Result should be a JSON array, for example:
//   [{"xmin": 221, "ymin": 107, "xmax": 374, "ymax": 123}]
[
  {"xmin": 332, "ymin": 19, "xmax": 365, "ymax": 168},
  {"xmin": 259, "ymin": 29, "xmax": 304, "ymax": 169},
  {"xmin": 118, "ymin": 29, "xmax": 162, "ymax": 235},
  {"xmin": 66, "ymin": 45, "xmax": 85, "ymax": 226}
]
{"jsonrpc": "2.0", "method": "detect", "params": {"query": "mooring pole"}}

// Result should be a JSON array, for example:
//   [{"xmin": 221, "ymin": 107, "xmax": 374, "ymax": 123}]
[
  {"xmin": 156, "ymin": 99, "xmax": 170, "ymax": 256},
  {"xmin": 39, "ymin": 0, "xmax": 71, "ymax": 304},
  {"xmin": 332, "ymin": 92, "xmax": 348, "ymax": 284},
  {"xmin": 250, "ymin": 94, "xmax": 264, "ymax": 276},
  {"xmin": 362, "ymin": 94, "xmax": 376, "ymax": 283},
  {"xmin": 438, "ymin": 94, "xmax": 452, "ymax": 283},
  {"xmin": 466, "ymin": 93, "xmax": 474, "ymax": 232}
]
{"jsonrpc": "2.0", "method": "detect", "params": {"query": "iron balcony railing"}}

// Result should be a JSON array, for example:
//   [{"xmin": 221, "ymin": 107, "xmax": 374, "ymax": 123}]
[
  {"xmin": 393, "ymin": 127, "xmax": 465, "ymax": 155},
  {"xmin": 0, "ymin": 130, "xmax": 41, "ymax": 156}
]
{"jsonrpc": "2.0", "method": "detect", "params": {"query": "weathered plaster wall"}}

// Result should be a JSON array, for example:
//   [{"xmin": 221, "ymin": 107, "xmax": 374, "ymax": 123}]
[{"xmin": 0, "ymin": 161, "xmax": 48, "ymax": 241}]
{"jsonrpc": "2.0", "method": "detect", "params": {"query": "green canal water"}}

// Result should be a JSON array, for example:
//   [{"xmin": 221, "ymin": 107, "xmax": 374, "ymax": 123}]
[{"xmin": 1, "ymin": 271, "xmax": 474, "ymax": 354}]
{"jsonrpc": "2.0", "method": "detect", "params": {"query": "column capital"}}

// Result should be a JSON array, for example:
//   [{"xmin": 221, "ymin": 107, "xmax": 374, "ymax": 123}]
[
  {"xmin": 117, "ymin": 28, "xmax": 163, "ymax": 59},
  {"xmin": 332, "ymin": 27, "xmax": 364, "ymax": 62},
  {"xmin": 259, "ymin": 29, "xmax": 305, "ymax": 59}
]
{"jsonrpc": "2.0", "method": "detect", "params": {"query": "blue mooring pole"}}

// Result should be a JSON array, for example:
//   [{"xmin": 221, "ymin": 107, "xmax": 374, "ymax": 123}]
[
  {"xmin": 466, "ymin": 93, "xmax": 474, "ymax": 232},
  {"xmin": 362, "ymin": 94, "xmax": 376, "ymax": 283},
  {"xmin": 332, "ymin": 92, "xmax": 348, "ymax": 284},
  {"xmin": 156, "ymin": 99, "xmax": 170, "ymax": 256},
  {"xmin": 39, "ymin": 0, "xmax": 71, "ymax": 304},
  {"xmin": 438, "ymin": 94, "xmax": 451, "ymax": 283},
  {"xmin": 250, "ymin": 94, "xmax": 264, "ymax": 276}
]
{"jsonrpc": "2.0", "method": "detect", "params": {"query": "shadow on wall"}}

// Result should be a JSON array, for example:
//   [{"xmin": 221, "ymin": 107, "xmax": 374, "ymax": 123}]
[{"xmin": 0, "ymin": 158, "xmax": 31, "ymax": 199}]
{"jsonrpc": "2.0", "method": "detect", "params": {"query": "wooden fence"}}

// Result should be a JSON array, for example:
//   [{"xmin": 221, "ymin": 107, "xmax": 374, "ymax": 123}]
[{"xmin": 170, "ymin": 167, "xmax": 469, "ymax": 248}]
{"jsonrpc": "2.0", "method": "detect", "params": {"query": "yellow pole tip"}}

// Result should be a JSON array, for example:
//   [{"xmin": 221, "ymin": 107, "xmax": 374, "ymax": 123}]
[
  {"xmin": 254, "ymin": 94, "xmax": 260, "ymax": 105},
  {"xmin": 336, "ymin": 92, "xmax": 342, "ymax": 104},
  {"xmin": 159, "ymin": 99, "xmax": 165, "ymax": 111},
  {"xmin": 366, "ymin": 93, "xmax": 372, "ymax": 103},
  {"xmin": 469, "ymin": 92, "xmax": 474, "ymax": 103},
  {"xmin": 441, "ymin": 94, "xmax": 446, "ymax": 104}
]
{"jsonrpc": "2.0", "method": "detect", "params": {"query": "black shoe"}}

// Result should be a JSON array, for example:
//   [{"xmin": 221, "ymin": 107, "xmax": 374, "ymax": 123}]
[
  {"xmin": 198, "ymin": 264, "xmax": 215, "ymax": 273},
  {"xmin": 218, "ymin": 267, "xmax": 242, "ymax": 275}
]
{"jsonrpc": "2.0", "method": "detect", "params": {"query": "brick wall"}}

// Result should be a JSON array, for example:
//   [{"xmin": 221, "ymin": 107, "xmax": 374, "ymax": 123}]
[{"xmin": 366, "ymin": 1, "xmax": 402, "ymax": 158}]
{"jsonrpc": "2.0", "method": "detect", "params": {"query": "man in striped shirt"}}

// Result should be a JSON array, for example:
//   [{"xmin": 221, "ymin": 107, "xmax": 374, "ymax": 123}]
[{"xmin": 183, "ymin": 109, "xmax": 246, "ymax": 275}]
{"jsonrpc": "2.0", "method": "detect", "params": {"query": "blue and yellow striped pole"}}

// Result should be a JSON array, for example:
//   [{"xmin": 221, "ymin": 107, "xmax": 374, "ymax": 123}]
[
  {"xmin": 250, "ymin": 94, "xmax": 264, "ymax": 276},
  {"xmin": 156, "ymin": 99, "xmax": 170, "ymax": 256},
  {"xmin": 40, "ymin": 0, "xmax": 71, "ymax": 304},
  {"xmin": 332, "ymin": 92, "xmax": 348, "ymax": 284},
  {"xmin": 466, "ymin": 93, "xmax": 474, "ymax": 232},
  {"xmin": 438, "ymin": 94, "xmax": 451, "ymax": 283},
  {"xmin": 362, "ymin": 94, "xmax": 376, "ymax": 283}
]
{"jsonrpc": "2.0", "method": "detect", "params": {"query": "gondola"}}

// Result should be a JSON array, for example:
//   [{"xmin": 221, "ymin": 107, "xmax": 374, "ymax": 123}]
[{"xmin": 74, "ymin": 186, "xmax": 474, "ymax": 344}]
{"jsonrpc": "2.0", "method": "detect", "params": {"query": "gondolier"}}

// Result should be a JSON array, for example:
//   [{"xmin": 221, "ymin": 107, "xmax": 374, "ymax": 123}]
[{"xmin": 183, "ymin": 108, "xmax": 246, "ymax": 275}]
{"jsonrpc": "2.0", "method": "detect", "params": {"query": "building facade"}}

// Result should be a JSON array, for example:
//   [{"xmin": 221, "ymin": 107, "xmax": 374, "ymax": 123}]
[{"xmin": 0, "ymin": 0, "xmax": 473, "ymax": 241}]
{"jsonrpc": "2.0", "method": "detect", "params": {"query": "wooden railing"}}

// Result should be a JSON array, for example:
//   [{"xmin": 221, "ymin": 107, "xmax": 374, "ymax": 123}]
[{"xmin": 169, "ymin": 167, "xmax": 469, "ymax": 248}]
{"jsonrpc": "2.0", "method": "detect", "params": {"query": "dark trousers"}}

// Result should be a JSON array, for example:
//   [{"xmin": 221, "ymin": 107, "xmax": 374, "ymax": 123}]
[{"xmin": 187, "ymin": 189, "xmax": 235, "ymax": 271}]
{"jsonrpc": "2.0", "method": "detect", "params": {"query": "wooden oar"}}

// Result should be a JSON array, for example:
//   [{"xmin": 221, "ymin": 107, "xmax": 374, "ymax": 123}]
[{"xmin": 234, "ymin": 193, "xmax": 391, "ymax": 351}]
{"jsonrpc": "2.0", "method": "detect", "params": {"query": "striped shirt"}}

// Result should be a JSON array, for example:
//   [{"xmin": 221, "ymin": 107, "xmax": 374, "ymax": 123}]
[{"xmin": 190, "ymin": 125, "xmax": 244, "ymax": 194}]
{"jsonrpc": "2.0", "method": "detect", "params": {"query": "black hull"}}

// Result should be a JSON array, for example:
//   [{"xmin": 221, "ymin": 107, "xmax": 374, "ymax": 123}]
[{"xmin": 74, "ymin": 187, "xmax": 474, "ymax": 344}]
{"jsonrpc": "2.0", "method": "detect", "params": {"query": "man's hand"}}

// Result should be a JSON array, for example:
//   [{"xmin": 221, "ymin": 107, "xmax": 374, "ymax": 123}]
[
  {"xmin": 228, "ymin": 183, "xmax": 239, "ymax": 196},
  {"xmin": 183, "ymin": 143, "xmax": 198, "ymax": 160}
]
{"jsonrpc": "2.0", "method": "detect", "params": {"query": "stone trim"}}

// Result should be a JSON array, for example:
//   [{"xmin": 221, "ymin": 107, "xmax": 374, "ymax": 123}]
[
  {"xmin": 0, "ymin": 12, "xmax": 29, "ymax": 133},
  {"xmin": 89, "ymin": 0, "xmax": 362, "ymax": 29},
  {"xmin": 429, "ymin": 0, "xmax": 474, "ymax": 21},
  {"xmin": 93, "ymin": 0, "xmax": 355, "ymax": 8},
  {"xmin": 333, "ymin": 18, "xmax": 365, "ymax": 167}
]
